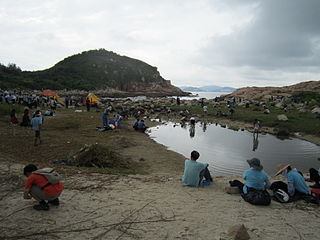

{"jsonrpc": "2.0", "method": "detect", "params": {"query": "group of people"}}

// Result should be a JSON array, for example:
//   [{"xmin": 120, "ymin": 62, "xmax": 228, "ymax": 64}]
[
  {"xmin": 182, "ymin": 151, "xmax": 319, "ymax": 205},
  {"xmin": 10, "ymin": 108, "xmax": 43, "ymax": 145}
]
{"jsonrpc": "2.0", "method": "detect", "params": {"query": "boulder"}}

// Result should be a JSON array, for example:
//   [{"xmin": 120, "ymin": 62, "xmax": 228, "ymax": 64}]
[
  {"xmin": 277, "ymin": 114, "xmax": 288, "ymax": 121},
  {"xmin": 227, "ymin": 224, "xmax": 250, "ymax": 240},
  {"xmin": 275, "ymin": 102, "xmax": 283, "ymax": 108},
  {"xmin": 263, "ymin": 109, "xmax": 270, "ymax": 114},
  {"xmin": 311, "ymin": 107, "xmax": 320, "ymax": 114}
]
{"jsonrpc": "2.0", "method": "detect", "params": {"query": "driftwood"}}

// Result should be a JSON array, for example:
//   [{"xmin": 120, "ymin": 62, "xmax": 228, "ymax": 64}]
[{"xmin": 0, "ymin": 200, "xmax": 176, "ymax": 240}]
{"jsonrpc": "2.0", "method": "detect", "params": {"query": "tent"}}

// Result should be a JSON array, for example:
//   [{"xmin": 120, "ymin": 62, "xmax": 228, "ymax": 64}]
[
  {"xmin": 83, "ymin": 93, "xmax": 101, "ymax": 105},
  {"xmin": 42, "ymin": 89, "xmax": 57, "ymax": 97},
  {"xmin": 42, "ymin": 89, "xmax": 64, "ymax": 104}
]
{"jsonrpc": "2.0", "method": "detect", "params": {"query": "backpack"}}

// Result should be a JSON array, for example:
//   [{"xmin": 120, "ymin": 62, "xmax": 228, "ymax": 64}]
[
  {"xmin": 34, "ymin": 168, "xmax": 61, "ymax": 184},
  {"xmin": 273, "ymin": 189, "xmax": 290, "ymax": 203},
  {"xmin": 242, "ymin": 190, "xmax": 271, "ymax": 206}
]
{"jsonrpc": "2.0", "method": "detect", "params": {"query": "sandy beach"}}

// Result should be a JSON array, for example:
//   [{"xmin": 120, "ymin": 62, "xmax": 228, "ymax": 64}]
[{"xmin": 1, "ymin": 110, "xmax": 320, "ymax": 240}]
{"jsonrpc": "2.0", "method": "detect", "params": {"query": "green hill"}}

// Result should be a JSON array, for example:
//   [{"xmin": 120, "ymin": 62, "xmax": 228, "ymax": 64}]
[{"xmin": 0, "ymin": 49, "xmax": 186, "ymax": 96}]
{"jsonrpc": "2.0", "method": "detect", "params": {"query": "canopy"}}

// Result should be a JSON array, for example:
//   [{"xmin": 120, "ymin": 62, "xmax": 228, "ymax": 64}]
[
  {"xmin": 84, "ymin": 93, "xmax": 101, "ymax": 104},
  {"xmin": 42, "ymin": 89, "xmax": 64, "ymax": 104},
  {"xmin": 42, "ymin": 89, "xmax": 57, "ymax": 97}
]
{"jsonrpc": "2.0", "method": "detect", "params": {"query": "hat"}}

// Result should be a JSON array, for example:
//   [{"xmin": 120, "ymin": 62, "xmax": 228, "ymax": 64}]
[
  {"xmin": 247, "ymin": 158, "xmax": 263, "ymax": 171},
  {"xmin": 275, "ymin": 164, "xmax": 290, "ymax": 176}
]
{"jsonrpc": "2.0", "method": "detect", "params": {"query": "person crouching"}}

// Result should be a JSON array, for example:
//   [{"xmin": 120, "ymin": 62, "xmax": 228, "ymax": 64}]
[{"xmin": 23, "ymin": 164, "xmax": 63, "ymax": 210}]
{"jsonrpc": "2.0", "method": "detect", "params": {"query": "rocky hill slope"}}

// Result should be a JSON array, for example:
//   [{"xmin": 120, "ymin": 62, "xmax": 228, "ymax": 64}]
[
  {"xmin": 0, "ymin": 49, "xmax": 187, "ymax": 97},
  {"xmin": 227, "ymin": 81, "xmax": 320, "ymax": 99}
]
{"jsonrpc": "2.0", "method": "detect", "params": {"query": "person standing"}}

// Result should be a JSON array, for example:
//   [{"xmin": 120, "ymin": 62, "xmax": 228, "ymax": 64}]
[
  {"xmin": 86, "ymin": 97, "xmax": 91, "ymax": 112},
  {"xmin": 65, "ymin": 96, "xmax": 69, "ymax": 109},
  {"xmin": 10, "ymin": 109, "xmax": 19, "ymax": 136},
  {"xmin": 253, "ymin": 119, "xmax": 261, "ymax": 137},
  {"xmin": 102, "ymin": 107, "xmax": 109, "ymax": 128},
  {"xmin": 31, "ymin": 110, "xmax": 43, "ymax": 146}
]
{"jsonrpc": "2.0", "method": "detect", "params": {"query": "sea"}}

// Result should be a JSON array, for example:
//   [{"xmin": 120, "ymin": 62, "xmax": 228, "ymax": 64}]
[{"xmin": 175, "ymin": 91, "xmax": 231, "ymax": 100}]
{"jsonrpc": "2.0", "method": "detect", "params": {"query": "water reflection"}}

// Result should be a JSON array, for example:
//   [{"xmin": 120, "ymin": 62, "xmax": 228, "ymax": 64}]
[
  {"xmin": 148, "ymin": 121, "xmax": 320, "ymax": 176},
  {"xmin": 189, "ymin": 125, "xmax": 195, "ymax": 138},
  {"xmin": 253, "ymin": 134, "xmax": 259, "ymax": 151}
]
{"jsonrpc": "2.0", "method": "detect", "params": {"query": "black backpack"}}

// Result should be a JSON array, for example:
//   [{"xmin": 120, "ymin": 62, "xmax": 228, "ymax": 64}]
[{"xmin": 242, "ymin": 190, "xmax": 271, "ymax": 206}]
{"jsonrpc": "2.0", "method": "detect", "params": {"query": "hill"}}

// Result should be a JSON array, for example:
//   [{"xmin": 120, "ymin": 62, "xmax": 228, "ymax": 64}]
[
  {"xmin": 0, "ymin": 49, "xmax": 187, "ymax": 97},
  {"xmin": 180, "ymin": 85, "xmax": 235, "ymax": 92},
  {"xmin": 226, "ymin": 81, "xmax": 320, "ymax": 100}
]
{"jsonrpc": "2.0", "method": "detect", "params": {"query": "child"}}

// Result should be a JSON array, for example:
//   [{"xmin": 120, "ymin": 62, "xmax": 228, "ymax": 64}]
[
  {"xmin": 31, "ymin": 110, "xmax": 43, "ymax": 146},
  {"xmin": 23, "ymin": 164, "xmax": 63, "ymax": 210}
]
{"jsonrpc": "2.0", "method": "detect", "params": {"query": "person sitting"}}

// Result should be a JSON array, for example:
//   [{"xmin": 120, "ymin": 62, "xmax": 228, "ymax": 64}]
[
  {"xmin": 309, "ymin": 167, "xmax": 320, "ymax": 188},
  {"xmin": 274, "ymin": 164, "xmax": 310, "ymax": 201},
  {"xmin": 182, "ymin": 150, "xmax": 213, "ymax": 187},
  {"xmin": 133, "ymin": 119, "xmax": 147, "ymax": 132},
  {"xmin": 23, "ymin": 164, "xmax": 63, "ymax": 211},
  {"xmin": 114, "ymin": 112, "xmax": 123, "ymax": 129},
  {"xmin": 230, "ymin": 158, "xmax": 270, "ymax": 194}
]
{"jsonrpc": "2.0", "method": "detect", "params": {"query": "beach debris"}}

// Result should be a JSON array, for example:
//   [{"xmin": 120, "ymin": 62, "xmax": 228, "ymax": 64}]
[
  {"xmin": 67, "ymin": 144, "xmax": 130, "ymax": 169},
  {"xmin": 227, "ymin": 224, "xmax": 250, "ymax": 240},
  {"xmin": 277, "ymin": 114, "xmax": 288, "ymax": 121}
]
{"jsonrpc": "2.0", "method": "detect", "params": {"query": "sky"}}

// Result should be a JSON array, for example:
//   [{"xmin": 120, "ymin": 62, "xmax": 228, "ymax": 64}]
[{"xmin": 1, "ymin": 0, "xmax": 320, "ymax": 88}]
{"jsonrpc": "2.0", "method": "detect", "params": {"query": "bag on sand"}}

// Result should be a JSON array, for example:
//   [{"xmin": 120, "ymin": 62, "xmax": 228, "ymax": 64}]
[
  {"xmin": 273, "ymin": 189, "xmax": 290, "ymax": 203},
  {"xmin": 242, "ymin": 190, "xmax": 271, "ymax": 206},
  {"xmin": 34, "ymin": 168, "xmax": 61, "ymax": 184}
]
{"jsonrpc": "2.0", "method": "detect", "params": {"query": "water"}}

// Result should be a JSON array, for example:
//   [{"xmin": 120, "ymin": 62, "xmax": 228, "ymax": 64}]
[
  {"xmin": 148, "ymin": 121, "xmax": 320, "ymax": 176},
  {"xmin": 175, "ymin": 92, "xmax": 231, "ymax": 100}
]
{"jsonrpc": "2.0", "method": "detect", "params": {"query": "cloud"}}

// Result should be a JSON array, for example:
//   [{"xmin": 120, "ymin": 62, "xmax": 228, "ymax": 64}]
[
  {"xmin": 0, "ymin": 0, "xmax": 319, "ymax": 88},
  {"xmin": 200, "ymin": 0, "xmax": 320, "ymax": 70}
]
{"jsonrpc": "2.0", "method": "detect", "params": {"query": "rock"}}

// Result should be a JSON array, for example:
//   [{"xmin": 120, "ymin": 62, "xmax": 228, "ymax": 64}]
[
  {"xmin": 276, "ymin": 128, "xmax": 290, "ymax": 137},
  {"xmin": 275, "ymin": 102, "xmax": 283, "ymax": 108},
  {"xmin": 227, "ymin": 224, "xmax": 250, "ymax": 240},
  {"xmin": 277, "ymin": 114, "xmax": 288, "ymax": 121},
  {"xmin": 311, "ymin": 107, "xmax": 320, "ymax": 114},
  {"xmin": 263, "ymin": 109, "xmax": 270, "ymax": 114}
]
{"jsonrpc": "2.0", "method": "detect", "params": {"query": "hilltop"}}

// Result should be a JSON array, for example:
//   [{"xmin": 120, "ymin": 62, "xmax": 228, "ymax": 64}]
[
  {"xmin": 0, "ymin": 49, "xmax": 187, "ymax": 97},
  {"xmin": 226, "ymin": 81, "xmax": 320, "ymax": 99}
]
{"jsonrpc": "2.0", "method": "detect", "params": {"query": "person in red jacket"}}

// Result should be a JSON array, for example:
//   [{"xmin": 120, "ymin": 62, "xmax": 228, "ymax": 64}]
[{"xmin": 23, "ymin": 164, "xmax": 63, "ymax": 210}]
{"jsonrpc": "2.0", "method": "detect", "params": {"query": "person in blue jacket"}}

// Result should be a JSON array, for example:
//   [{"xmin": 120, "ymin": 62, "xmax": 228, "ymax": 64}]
[
  {"xmin": 230, "ymin": 158, "xmax": 271, "ymax": 194},
  {"xmin": 275, "ymin": 164, "xmax": 310, "ymax": 200}
]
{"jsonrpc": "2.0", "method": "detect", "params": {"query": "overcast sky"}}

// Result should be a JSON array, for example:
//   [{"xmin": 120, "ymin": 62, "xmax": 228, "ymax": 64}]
[{"xmin": 1, "ymin": 0, "xmax": 320, "ymax": 88}]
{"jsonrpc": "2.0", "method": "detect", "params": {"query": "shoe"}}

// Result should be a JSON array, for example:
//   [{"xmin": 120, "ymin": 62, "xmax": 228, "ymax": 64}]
[
  {"xmin": 48, "ymin": 198, "xmax": 60, "ymax": 206},
  {"xmin": 202, "ymin": 179, "xmax": 212, "ymax": 186},
  {"xmin": 33, "ymin": 201, "xmax": 49, "ymax": 211}
]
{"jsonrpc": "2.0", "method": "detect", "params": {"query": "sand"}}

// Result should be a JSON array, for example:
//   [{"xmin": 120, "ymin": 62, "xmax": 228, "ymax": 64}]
[
  {"xmin": 1, "ymin": 161, "xmax": 320, "ymax": 240},
  {"xmin": 0, "ymin": 111, "xmax": 320, "ymax": 240}
]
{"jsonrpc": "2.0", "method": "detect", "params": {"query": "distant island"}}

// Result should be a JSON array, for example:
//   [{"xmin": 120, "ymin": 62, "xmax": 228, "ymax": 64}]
[{"xmin": 179, "ymin": 85, "xmax": 236, "ymax": 92}]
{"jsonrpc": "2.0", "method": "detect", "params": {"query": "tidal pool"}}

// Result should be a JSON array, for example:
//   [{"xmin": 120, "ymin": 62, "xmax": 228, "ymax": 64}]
[{"xmin": 147, "ymin": 121, "xmax": 320, "ymax": 176}]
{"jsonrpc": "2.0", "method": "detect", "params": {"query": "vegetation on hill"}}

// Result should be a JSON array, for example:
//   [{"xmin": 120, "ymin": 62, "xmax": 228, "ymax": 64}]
[{"xmin": 0, "ymin": 49, "xmax": 185, "ymax": 96}]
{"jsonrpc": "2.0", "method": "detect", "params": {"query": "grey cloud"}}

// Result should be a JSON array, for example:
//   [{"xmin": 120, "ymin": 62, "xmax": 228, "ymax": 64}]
[{"xmin": 200, "ymin": 0, "xmax": 320, "ymax": 70}]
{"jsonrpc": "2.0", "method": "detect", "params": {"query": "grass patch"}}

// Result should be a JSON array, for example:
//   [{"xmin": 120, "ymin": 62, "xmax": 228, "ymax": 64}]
[{"xmin": 0, "ymin": 104, "xmax": 24, "ymax": 116}]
